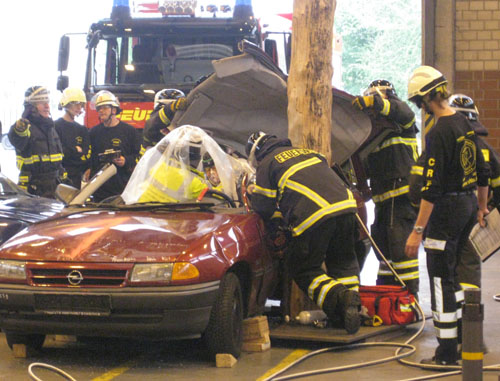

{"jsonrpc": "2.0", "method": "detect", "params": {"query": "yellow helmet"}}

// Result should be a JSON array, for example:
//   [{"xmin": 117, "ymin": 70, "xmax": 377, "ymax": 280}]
[
  {"xmin": 90, "ymin": 90, "xmax": 121, "ymax": 112},
  {"xmin": 407, "ymin": 66, "xmax": 447, "ymax": 107},
  {"xmin": 60, "ymin": 88, "xmax": 86, "ymax": 108}
]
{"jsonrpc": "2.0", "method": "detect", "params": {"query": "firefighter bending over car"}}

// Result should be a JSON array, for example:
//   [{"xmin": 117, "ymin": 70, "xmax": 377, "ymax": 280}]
[
  {"xmin": 352, "ymin": 80, "xmax": 419, "ymax": 297},
  {"xmin": 8, "ymin": 86, "xmax": 68, "ymax": 198},
  {"xmin": 55, "ymin": 88, "xmax": 91, "ymax": 189},
  {"xmin": 121, "ymin": 125, "xmax": 249, "ymax": 205},
  {"xmin": 86, "ymin": 90, "xmax": 141, "ymax": 202},
  {"xmin": 246, "ymin": 132, "xmax": 362, "ymax": 334},
  {"xmin": 404, "ymin": 66, "xmax": 489, "ymax": 366},
  {"xmin": 139, "ymin": 88, "xmax": 187, "ymax": 157}
]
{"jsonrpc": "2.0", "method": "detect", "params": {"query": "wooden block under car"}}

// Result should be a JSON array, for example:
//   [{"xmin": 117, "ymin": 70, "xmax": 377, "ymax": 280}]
[
  {"xmin": 216, "ymin": 353, "xmax": 238, "ymax": 368},
  {"xmin": 241, "ymin": 340, "xmax": 271, "ymax": 352},
  {"xmin": 242, "ymin": 316, "xmax": 270, "ymax": 341},
  {"xmin": 12, "ymin": 344, "xmax": 31, "ymax": 358}
]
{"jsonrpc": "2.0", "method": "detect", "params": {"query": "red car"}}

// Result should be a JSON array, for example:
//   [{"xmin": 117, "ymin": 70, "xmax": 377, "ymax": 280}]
[{"xmin": 0, "ymin": 45, "xmax": 373, "ymax": 358}]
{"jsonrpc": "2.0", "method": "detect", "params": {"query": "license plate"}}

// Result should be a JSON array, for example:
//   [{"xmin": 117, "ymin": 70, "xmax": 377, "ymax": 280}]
[{"xmin": 35, "ymin": 294, "xmax": 111, "ymax": 316}]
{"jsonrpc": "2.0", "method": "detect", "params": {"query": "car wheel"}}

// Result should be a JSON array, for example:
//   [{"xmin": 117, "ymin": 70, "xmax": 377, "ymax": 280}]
[
  {"xmin": 5, "ymin": 331, "xmax": 45, "ymax": 351},
  {"xmin": 204, "ymin": 272, "xmax": 243, "ymax": 358}
]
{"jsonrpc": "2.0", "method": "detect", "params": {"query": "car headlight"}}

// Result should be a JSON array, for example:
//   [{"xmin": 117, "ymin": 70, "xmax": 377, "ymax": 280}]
[
  {"xmin": 130, "ymin": 262, "xmax": 199, "ymax": 284},
  {"xmin": 0, "ymin": 260, "xmax": 26, "ymax": 280}
]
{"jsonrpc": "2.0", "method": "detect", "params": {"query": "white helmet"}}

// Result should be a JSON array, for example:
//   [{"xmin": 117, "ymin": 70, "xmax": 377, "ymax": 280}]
[
  {"xmin": 60, "ymin": 88, "xmax": 86, "ymax": 108},
  {"xmin": 407, "ymin": 66, "xmax": 447, "ymax": 106},
  {"xmin": 24, "ymin": 86, "xmax": 50, "ymax": 106},
  {"xmin": 90, "ymin": 90, "xmax": 121, "ymax": 112}
]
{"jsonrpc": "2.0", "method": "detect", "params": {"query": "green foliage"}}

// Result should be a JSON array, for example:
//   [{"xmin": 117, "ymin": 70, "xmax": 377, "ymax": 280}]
[{"xmin": 335, "ymin": 0, "xmax": 421, "ymax": 101}]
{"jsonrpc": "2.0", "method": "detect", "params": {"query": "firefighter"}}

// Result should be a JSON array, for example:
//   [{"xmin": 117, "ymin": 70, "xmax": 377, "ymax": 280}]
[
  {"xmin": 139, "ymin": 88, "xmax": 187, "ymax": 157},
  {"xmin": 55, "ymin": 88, "xmax": 91, "ymax": 189},
  {"xmin": 352, "ymin": 80, "xmax": 419, "ymax": 296},
  {"xmin": 246, "ymin": 132, "xmax": 361, "ymax": 334},
  {"xmin": 87, "ymin": 90, "xmax": 140, "ymax": 202},
  {"xmin": 8, "ymin": 86, "xmax": 68, "ymax": 198},
  {"xmin": 405, "ymin": 66, "xmax": 489, "ymax": 366}
]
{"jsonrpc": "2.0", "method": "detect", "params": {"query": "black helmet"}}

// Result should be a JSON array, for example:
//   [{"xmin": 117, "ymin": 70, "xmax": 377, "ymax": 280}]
[
  {"xmin": 24, "ymin": 86, "xmax": 50, "ymax": 107},
  {"xmin": 364, "ymin": 79, "xmax": 397, "ymax": 97},
  {"xmin": 245, "ymin": 131, "xmax": 274, "ymax": 157},
  {"xmin": 449, "ymin": 94, "xmax": 479, "ymax": 121},
  {"xmin": 154, "ymin": 88, "xmax": 185, "ymax": 109}
]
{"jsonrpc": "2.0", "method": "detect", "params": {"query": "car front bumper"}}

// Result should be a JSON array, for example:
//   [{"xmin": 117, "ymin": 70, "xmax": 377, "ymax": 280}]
[{"xmin": 0, "ymin": 281, "xmax": 220, "ymax": 339}]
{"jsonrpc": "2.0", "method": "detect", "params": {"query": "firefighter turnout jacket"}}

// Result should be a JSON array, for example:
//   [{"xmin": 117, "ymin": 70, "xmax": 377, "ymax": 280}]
[
  {"xmin": 367, "ymin": 96, "xmax": 419, "ymax": 204},
  {"xmin": 139, "ymin": 105, "xmax": 176, "ymax": 157},
  {"xmin": 55, "ymin": 118, "xmax": 91, "ymax": 187},
  {"xmin": 8, "ymin": 113, "xmax": 67, "ymax": 196},
  {"xmin": 422, "ymin": 112, "xmax": 489, "ymax": 202},
  {"xmin": 251, "ymin": 138, "xmax": 357, "ymax": 237}
]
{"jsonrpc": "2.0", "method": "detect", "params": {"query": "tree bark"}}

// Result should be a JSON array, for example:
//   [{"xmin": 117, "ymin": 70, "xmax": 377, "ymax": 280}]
[
  {"xmin": 287, "ymin": 0, "xmax": 336, "ymax": 163},
  {"xmin": 286, "ymin": 0, "xmax": 336, "ymax": 320}
]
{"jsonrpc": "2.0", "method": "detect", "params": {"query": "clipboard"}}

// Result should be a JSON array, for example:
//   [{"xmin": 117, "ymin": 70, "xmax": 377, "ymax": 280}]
[{"xmin": 469, "ymin": 208, "xmax": 500, "ymax": 262}]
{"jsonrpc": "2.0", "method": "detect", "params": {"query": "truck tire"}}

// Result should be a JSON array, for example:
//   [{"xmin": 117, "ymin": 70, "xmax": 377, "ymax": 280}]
[
  {"xmin": 5, "ymin": 331, "xmax": 45, "ymax": 351},
  {"xmin": 204, "ymin": 272, "xmax": 243, "ymax": 359}
]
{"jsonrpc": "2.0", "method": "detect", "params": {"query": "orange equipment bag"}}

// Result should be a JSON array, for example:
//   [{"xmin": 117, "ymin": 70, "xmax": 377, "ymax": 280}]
[{"xmin": 359, "ymin": 285, "xmax": 418, "ymax": 326}]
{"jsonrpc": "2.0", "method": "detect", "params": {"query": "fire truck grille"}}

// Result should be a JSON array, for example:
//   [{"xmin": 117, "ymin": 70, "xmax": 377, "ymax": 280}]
[{"xmin": 29, "ymin": 268, "xmax": 128, "ymax": 287}]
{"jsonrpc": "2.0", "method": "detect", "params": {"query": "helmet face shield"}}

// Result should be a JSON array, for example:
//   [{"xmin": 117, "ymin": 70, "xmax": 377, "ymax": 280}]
[
  {"xmin": 449, "ymin": 93, "xmax": 479, "ymax": 121},
  {"xmin": 154, "ymin": 88, "xmax": 185, "ymax": 109},
  {"xmin": 364, "ymin": 79, "xmax": 396, "ymax": 97}
]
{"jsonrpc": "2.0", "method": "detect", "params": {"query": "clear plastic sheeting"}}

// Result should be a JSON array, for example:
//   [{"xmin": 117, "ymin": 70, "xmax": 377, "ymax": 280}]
[{"xmin": 122, "ymin": 125, "xmax": 253, "ymax": 205}]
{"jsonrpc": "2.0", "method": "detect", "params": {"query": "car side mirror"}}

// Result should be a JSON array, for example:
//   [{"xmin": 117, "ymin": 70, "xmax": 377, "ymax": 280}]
[
  {"xmin": 55, "ymin": 183, "xmax": 79, "ymax": 205},
  {"xmin": 58, "ymin": 35, "xmax": 70, "ymax": 72},
  {"xmin": 57, "ymin": 75, "xmax": 69, "ymax": 92}
]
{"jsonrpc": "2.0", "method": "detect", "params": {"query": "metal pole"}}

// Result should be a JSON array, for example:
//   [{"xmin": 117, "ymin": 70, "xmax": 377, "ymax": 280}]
[{"xmin": 462, "ymin": 288, "xmax": 483, "ymax": 381}]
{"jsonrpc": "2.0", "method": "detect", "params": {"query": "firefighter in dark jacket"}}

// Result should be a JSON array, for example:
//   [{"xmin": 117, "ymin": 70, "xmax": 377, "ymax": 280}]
[
  {"xmin": 352, "ymin": 80, "xmax": 419, "ymax": 296},
  {"xmin": 247, "ymin": 132, "xmax": 361, "ymax": 334},
  {"xmin": 410, "ymin": 94, "xmax": 500, "ymax": 292},
  {"xmin": 87, "ymin": 90, "xmax": 140, "ymax": 202},
  {"xmin": 55, "ymin": 88, "xmax": 91, "ymax": 189},
  {"xmin": 8, "ymin": 86, "xmax": 68, "ymax": 198},
  {"xmin": 139, "ymin": 88, "xmax": 187, "ymax": 157},
  {"xmin": 405, "ymin": 66, "xmax": 489, "ymax": 366}
]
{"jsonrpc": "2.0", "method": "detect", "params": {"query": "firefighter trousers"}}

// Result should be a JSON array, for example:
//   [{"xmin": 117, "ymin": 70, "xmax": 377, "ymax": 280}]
[
  {"xmin": 372, "ymin": 196, "xmax": 419, "ymax": 296},
  {"xmin": 288, "ymin": 213, "xmax": 360, "ymax": 319},
  {"xmin": 424, "ymin": 192, "xmax": 477, "ymax": 363}
]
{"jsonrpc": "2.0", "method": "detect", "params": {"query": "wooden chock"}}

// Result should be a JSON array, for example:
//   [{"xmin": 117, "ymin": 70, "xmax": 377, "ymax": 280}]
[{"xmin": 216, "ymin": 353, "xmax": 238, "ymax": 368}]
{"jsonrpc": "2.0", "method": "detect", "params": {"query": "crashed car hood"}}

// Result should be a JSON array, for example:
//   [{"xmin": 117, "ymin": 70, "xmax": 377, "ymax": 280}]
[
  {"xmin": 0, "ymin": 195, "xmax": 63, "ymax": 223},
  {"xmin": 0, "ymin": 209, "xmax": 247, "ymax": 263},
  {"xmin": 173, "ymin": 41, "xmax": 372, "ymax": 165}
]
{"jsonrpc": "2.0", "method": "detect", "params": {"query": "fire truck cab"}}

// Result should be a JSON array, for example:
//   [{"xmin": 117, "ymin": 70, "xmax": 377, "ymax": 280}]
[{"xmin": 57, "ymin": 0, "xmax": 288, "ymax": 128}]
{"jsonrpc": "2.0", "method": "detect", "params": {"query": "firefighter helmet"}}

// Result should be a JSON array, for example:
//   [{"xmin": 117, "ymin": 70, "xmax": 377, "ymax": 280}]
[
  {"xmin": 90, "ymin": 90, "xmax": 121, "ymax": 113},
  {"xmin": 246, "ymin": 131, "xmax": 275, "ymax": 168},
  {"xmin": 364, "ymin": 79, "xmax": 397, "ymax": 97},
  {"xmin": 154, "ymin": 88, "xmax": 185, "ymax": 109},
  {"xmin": 60, "ymin": 88, "xmax": 86, "ymax": 108},
  {"xmin": 24, "ymin": 86, "xmax": 50, "ymax": 106},
  {"xmin": 407, "ymin": 66, "xmax": 448, "ymax": 107},
  {"xmin": 449, "ymin": 94, "xmax": 479, "ymax": 121}
]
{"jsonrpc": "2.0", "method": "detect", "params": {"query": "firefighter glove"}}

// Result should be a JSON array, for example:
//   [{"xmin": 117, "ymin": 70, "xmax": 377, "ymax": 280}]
[
  {"xmin": 170, "ymin": 97, "xmax": 188, "ymax": 112},
  {"xmin": 14, "ymin": 118, "xmax": 31, "ymax": 134},
  {"xmin": 352, "ymin": 95, "xmax": 375, "ymax": 110}
]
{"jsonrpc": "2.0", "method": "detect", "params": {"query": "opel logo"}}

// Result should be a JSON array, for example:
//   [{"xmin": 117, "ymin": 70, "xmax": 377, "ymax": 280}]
[{"xmin": 67, "ymin": 270, "xmax": 84, "ymax": 286}]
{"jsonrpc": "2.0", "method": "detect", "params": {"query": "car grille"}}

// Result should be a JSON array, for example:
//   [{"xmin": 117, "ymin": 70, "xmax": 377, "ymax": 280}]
[{"xmin": 28, "ymin": 267, "xmax": 129, "ymax": 288}]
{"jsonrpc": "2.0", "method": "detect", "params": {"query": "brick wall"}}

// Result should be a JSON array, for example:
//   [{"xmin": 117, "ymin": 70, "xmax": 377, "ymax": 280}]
[{"xmin": 455, "ymin": 0, "xmax": 500, "ymax": 150}]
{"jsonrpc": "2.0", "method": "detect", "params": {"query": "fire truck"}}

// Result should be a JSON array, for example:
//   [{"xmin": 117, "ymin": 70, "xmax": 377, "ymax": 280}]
[{"xmin": 57, "ymin": 0, "xmax": 289, "ymax": 129}]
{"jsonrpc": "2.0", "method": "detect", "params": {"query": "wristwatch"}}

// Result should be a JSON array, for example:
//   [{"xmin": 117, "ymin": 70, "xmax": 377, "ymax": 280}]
[{"xmin": 413, "ymin": 225, "xmax": 424, "ymax": 234}]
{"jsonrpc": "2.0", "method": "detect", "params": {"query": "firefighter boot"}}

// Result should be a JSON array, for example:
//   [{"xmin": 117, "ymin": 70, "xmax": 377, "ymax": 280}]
[{"xmin": 339, "ymin": 289, "xmax": 361, "ymax": 334}]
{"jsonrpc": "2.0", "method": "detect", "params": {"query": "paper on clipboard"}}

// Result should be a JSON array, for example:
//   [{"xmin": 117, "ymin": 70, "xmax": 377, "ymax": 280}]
[{"xmin": 469, "ymin": 208, "xmax": 500, "ymax": 262}]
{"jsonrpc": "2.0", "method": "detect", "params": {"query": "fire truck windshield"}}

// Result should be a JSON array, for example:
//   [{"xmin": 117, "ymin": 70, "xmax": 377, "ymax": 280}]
[{"xmin": 91, "ymin": 34, "xmax": 237, "ymax": 90}]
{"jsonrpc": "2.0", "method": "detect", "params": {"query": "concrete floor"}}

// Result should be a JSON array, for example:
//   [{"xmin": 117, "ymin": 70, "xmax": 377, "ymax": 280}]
[{"xmin": 1, "ymin": 248, "xmax": 500, "ymax": 380}]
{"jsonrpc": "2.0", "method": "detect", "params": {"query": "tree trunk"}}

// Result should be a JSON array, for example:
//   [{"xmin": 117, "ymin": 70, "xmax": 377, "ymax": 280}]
[
  {"xmin": 287, "ymin": 0, "xmax": 336, "ymax": 162},
  {"xmin": 286, "ymin": 0, "xmax": 336, "ymax": 320}
]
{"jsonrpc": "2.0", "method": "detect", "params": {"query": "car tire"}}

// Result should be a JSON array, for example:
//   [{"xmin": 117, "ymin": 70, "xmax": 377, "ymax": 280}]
[
  {"xmin": 5, "ymin": 331, "xmax": 45, "ymax": 351},
  {"xmin": 204, "ymin": 272, "xmax": 243, "ymax": 359}
]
